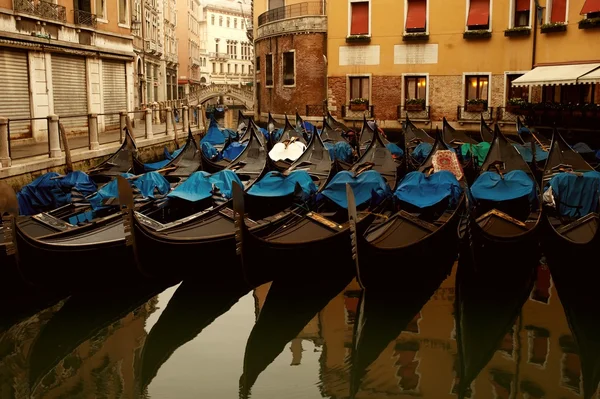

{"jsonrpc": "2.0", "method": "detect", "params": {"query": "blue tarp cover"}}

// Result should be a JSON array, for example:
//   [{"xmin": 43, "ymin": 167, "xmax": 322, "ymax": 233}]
[
  {"xmin": 17, "ymin": 171, "xmax": 98, "ymax": 215},
  {"xmin": 87, "ymin": 172, "xmax": 170, "ymax": 211},
  {"xmin": 144, "ymin": 146, "xmax": 185, "ymax": 171},
  {"xmin": 412, "ymin": 142, "xmax": 433, "ymax": 163},
  {"xmin": 395, "ymin": 171, "xmax": 462, "ymax": 209},
  {"xmin": 258, "ymin": 127, "xmax": 270, "ymax": 141},
  {"xmin": 167, "ymin": 170, "xmax": 243, "ymax": 202},
  {"xmin": 320, "ymin": 170, "xmax": 392, "ymax": 209},
  {"xmin": 572, "ymin": 142, "xmax": 594, "ymax": 154},
  {"xmin": 386, "ymin": 143, "xmax": 404, "ymax": 158},
  {"xmin": 512, "ymin": 144, "xmax": 549, "ymax": 163},
  {"xmin": 222, "ymin": 141, "xmax": 247, "ymax": 160},
  {"xmin": 201, "ymin": 142, "xmax": 219, "ymax": 160},
  {"xmin": 201, "ymin": 118, "xmax": 227, "ymax": 145},
  {"xmin": 325, "ymin": 142, "xmax": 354, "ymax": 163},
  {"xmin": 247, "ymin": 170, "xmax": 317, "ymax": 199},
  {"xmin": 471, "ymin": 170, "xmax": 535, "ymax": 202},
  {"xmin": 460, "ymin": 142, "xmax": 491, "ymax": 166},
  {"xmin": 271, "ymin": 128, "xmax": 284, "ymax": 143},
  {"xmin": 548, "ymin": 171, "xmax": 600, "ymax": 218}
]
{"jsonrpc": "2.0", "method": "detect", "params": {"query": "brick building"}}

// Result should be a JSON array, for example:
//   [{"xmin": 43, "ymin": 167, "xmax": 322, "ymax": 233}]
[{"xmin": 254, "ymin": 0, "xmax": 600, "ymax": 132}]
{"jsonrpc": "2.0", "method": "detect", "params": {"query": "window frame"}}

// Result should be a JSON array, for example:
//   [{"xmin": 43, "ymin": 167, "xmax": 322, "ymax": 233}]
[
  {"xmin": 95, "ymin": 0, "xmax": 107, "ymax": 22},
  {"xmin": 282, "ymin": 50, "xmax": 296, "ymax": 87},
  {"xmin": 347, "ymin": 0, "xmax": 371, "ymax": 37},
  {"xmin": 462, "ymin": 72, "xmax": 492, "ymax": 106},
  {"xmin": 403, "ymin": 0, "xmax": 429, "ymax": 34},
  {"xmin": 508, "ymin": 0, "xmax": 533, "ymax": 28},
  {"xmin": 545, "ymin": 0, "xmax": 569, "ymax": 23},
  {"xmin": 402, "ymin": 73, "xmax": 429, "ymax": 106},
  {"xmin": 265, "ymin": 53, "xmax": 274, "ymax": 88},
  {"xmin": 117, "ymin": 0, "xmax": 130, "ymax": 28},
  {"xmin": 256, "ymin": 55, "xmax": 261, "ymax": 72},
  {"xmin": 504, "ymin": 71, "xmax": 532, "ymax": 106},
  {"xmin": 465, "ymin": 0, "xmax": 493, "ymax": 32},
  {"xmin": 346, "ymin": 73, "xmax": 372, "ymax": 104}
]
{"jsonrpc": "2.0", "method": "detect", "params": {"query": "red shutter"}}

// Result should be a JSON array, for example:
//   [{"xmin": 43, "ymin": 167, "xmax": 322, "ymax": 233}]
[
  {"xmin": 406, "ymin": 0, "xmax": 427, "ymax": 30},
  {"xmin": 350, "ymin": 2, "xmax": 369, "ymax": 35},
  {"xmin": 467, "ymin": 0, "xmax": 490, "ymax": 26},
  {"xmin": 516, "ymin": 0, "xmax": 530, "ymax": 11},
  {"xmin": 551, "ymin": 0, "xmax": 567, "ymax": 21},
  {"xmin": 581, "ymin": 0, "xmax": 600, "ymax": 14}
]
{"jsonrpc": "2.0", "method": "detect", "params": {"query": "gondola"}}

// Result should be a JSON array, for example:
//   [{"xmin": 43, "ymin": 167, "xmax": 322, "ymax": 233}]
[
  {"xmin": 295, "ymin": 111, "xmax": 313, "ymax": 142},
  {"xmin": 87, "ymin": 128, "xmax": 146, "ymax": 184},
  {"xmin": 540, "ymin": 131, "xmax": 600, "ymax": 399},
  {"xmin": 326, "ymin": 110, "xmax": 351, "ymax": 134},
  {"xmin": 239, "ymin": 274, "xmax": 353, "ymax": 398},
  {"xmin": 517, "ymin": 116, "xmax": 550, "ymax": 149},
  {"xmin": 200, "ymin": 117, "xmax": 242, "ymax": 173},
  {"xmin": 267, "ymin": 114, "xmax": 309, "ymax": 172},
  {"xmin": 125, "ymin": 121, "xmax": 334, "ymax": 282},
  {"xmin": 27, "ymin": 279, "xmax": 175, "ymax": 392},
  {"xmin": 442, "ymin": 117, "xmax": 479, "ymax": 184},
  {"xmin": 321, "ymin": 117, "xmax": 357, "ymax": 171},
  {"xmin": 235, "ymin": 119, "xmax": 399, "ymax": 286},
  {"xmin": 348, "ymin": 128, "xmax": 464, "ymax": 291},
  {"xmin": 267, "ymin": 112, "xmax": 284, "ymax": 134},
  {"xmin": 455, "ymin": 124, "xmax": 541, "ymax": 397},
  {"xmin": 139, "ymin": 277, "xmax": 251, "ymax": 391},
  {"xmin": 403, "ymin": 116, "xmax": 434, "ymax": 172}
]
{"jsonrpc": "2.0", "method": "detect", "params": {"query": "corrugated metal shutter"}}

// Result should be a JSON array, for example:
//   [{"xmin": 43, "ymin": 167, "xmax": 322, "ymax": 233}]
[
  {"xmin": 0, "ymin": 49, "xmax": 31, "ymax": 137},
  {"xmin": 52, "ymin": 54, "xmax": 87, "ymax": 131},
  {"xmin": 102, "ymin": 60, "xmax": 127, "ymax": 128}
]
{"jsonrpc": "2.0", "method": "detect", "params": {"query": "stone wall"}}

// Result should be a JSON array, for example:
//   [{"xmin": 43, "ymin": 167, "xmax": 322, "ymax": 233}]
[{"xmin": 256, "ymin": 33, "xmax": 327, "ymax": 116}]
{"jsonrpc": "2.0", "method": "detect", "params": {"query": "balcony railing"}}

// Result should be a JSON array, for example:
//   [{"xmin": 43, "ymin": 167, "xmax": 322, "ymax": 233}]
[
  {"xmin": 258, "ymin": 1, "xmax": 326, "ymax": 27},
  {"xmin": 499, "ymin": 105, "xmax": 600, "ymax": 129},
  {"xmin": 306, "ymin": 104, "xmax": 327, "ymax": 116},
  {"xmin": 341, "ymin": 104, "xmax": 375, "ymax": 119},
  {"xmin": 397, "ymin": 105, "xmax": 431, "ymax": 121},
  {"xmin": 208, "ymin": 52, "xmax": 230, "ymax": 61},
  {"xmin": 14, "ymin": 0, "xmax": 66, "ymax": 22},
  {"xmin": 457, "ymin": 106, "xmax": 494, "ymax": 121},
  {"xmin": 192, "ymin": 57, "xmax": 201, "ymax": 67},
  {"xmin": 145, "ymin": 40, "xmax": 157, "ymax": 53},
  {"xmin": 74, "ymin": 9, "xmax": 97, "ymax": 28}
]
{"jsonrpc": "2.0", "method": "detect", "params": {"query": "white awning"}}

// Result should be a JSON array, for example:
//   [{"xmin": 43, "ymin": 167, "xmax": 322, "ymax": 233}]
[
  {"xmin": 578, "ymin": 68, "xmax": 600, "ymax": 84},
  {"xmin": 512, "ymin": 63, "xmax": 600, "ymax": 87}
]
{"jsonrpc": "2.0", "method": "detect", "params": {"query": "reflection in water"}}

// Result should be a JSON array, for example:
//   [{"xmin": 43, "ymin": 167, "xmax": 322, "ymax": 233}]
[{"xmin": 0, "ymin": 262, "xmax": 596, "ymax": 398}]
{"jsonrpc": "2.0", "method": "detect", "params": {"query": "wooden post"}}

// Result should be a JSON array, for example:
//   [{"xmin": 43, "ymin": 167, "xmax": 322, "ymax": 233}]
[
  {"xmin": 0, "ymin": 117, "xmax": 11, "ymax": 167},
  {"xmin": 58, "ymin": 122, "xmax": 73, "ymax": 173},
  {"xmin": 48, "ymin": 114, "xmax": 61, "ymax": 158}
]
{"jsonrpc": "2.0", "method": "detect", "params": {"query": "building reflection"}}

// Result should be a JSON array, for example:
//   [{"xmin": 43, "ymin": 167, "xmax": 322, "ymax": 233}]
[
  {"xmin": 252, "ymin": 262, "xmax": 584, "ymax": 398},
  {"xmin": 0, "ymin": 296, "xmax": 159, "ymax": 399}
]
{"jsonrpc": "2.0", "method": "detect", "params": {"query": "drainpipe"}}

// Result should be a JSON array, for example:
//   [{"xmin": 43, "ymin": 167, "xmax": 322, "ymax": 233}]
[{"xmin": 531, "ymin": 0, "xmax": 544, "ymax": 69}]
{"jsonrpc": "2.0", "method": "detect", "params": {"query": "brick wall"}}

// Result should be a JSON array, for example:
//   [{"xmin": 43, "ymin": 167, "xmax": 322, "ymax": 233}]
[{"xmin": 255, "ymin": 33, "xmax": 326, "ymax": 116}]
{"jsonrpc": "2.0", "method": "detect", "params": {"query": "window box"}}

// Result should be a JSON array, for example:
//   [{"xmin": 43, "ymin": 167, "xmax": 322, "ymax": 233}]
[
  {"xmin": 540, "ymin": 22, "xmax": 567, "ymax": 33},
  {"xmin": 579, "ymin": 17, "xmax": 600, "ymax": 29},
  {"xmin": 505, "ymin": 104, "xmax": 526, "ymax": 114},
  {"xmin": 463, "ymin": 30, "xmax": 492, "ymax": 39},
  {"xmin": 402, "ymin": 32, "xmax": 429, "ymax": 42},
  {"xmin": 466, "ymin": 103, "xmax": 485, "ymax": 112},
  {"xmin": 350, "ymin": 102, "xmax": 368, "ymax": 111},
  {"xmin": 346, "ymin": 35, "xmax": 371, "ymax": 43},
  {"xmin": 504, "ymin": 27, "xmax": 531, "ymax": 37},
  {"xmin": 406, "ymin": 103, "xmax": 425, "ymax": 111}
]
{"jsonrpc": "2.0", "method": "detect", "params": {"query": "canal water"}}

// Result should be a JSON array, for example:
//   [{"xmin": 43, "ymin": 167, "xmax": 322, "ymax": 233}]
[{"xmin": 0, "ymin": 261, "xmax": 590, "ymax": 399}]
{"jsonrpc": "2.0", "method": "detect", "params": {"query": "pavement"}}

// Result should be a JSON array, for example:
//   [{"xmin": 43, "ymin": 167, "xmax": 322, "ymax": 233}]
[{"xmin": 8, "ymin": 119, "xmax": 195, "ymax": 162}]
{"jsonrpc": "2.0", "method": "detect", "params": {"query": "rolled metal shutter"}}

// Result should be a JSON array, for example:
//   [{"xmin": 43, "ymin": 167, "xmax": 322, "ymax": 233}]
[
  {"xmin": 0, "ymin": 49, "xmax": 31, "ymax": 137},
  {"xmin": 52, "ymin": 54, "xmax": 88, "ymax": 131},
  {"xmin": 102, "ymin": 60, "xmax": 127, "ymax": 128}
]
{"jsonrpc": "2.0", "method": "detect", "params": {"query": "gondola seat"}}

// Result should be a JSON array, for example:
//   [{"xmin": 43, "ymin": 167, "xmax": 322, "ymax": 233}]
[
  {"xmin": 395, "ymin": 171, "xmax": 462, "ymax": 210},
  {"xmin": 386, "ymin": 143, "xmax": 404, "ymax": 159},
  {"xmin": 319, "ymin": 170, "xmax": 391, "ymax": 209},
  {"xmin": 167, "ymin": 170, "xmax": 243, "ymax": 202},
  {"xmin": 412, "ymin": 142, "xmax": 433, "ymax": 163},
  {"xmin": 268, "ymin": 140, "xmax": 306, "ymax": 162},
  {"xmin": 324, "ymin": 141, "xmax": 354, "ymax": 163},
  {"xmin": 544, "ymin": 171, "xmax": 600, "ymax": 218},
  {"xmin": 460, "ymin": 142, "xmax": 491, "ymax": 167},
  {"xmin": 512, "ymin": 143, "xmax": 549, "ymax": 163},
  {"xmin": 247, "ymin": 170, "xmax": 318, "ymax": 200},
  {"xmin": 88, "ymin": 172, "xmax": 170, "ymax": 211},
  {"xmin": 143, "ymin": 146, "xmax": 186, "ymax": 172}
]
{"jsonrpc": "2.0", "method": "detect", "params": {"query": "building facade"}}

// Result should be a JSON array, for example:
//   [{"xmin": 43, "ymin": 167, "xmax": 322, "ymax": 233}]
[
  {"xmin": 254, "ymin": 0, "xmax": 600, "ymax": 130},
  {"xmin": 0, "ymin": 0, "xmax": 135, "ymax": 141},
  {"xmin": 176, "ymin": 0, "xmax": 203, "ymax": 97},
  {"xmin": 204, "ymin": 0, "xmax": 253, "ymax": 88},
  {"xmin": 253, "ymin": 0, "xmax": 327, "ymax": 120}
]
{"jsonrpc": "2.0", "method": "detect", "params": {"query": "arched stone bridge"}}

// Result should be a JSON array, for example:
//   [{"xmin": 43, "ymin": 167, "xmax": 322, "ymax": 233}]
[{"xmin": 187, "ymin": 84, "xmax": 255, "ymax": 110}]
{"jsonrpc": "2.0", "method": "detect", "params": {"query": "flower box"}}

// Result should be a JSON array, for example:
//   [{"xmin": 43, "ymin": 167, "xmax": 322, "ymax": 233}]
[
  {"xmin": 350, "ymin": 103, "xmax": 368, "ymax": 111},
  {"xmin": 505, "ymin": 105, "xmax": 523, "ymax": 114},
  {"xmin": 345, "ymin": 35, "xmax": 371, "ymax": 43},
  {"xmin": 540, "ymin": 23, "xmax": 567, "ymax": 33},
  {"xmin": 406, "ymin": 103, "xmax": 425, "ymax": 112},
  {"xmin": 466, "ymin": 103, "xmax": 485, "ymax": 112},
  {"xmin": 504, "ymin": 27, "xmax": 531, "ymax": 37},
  {"xmin": 402, "ymin": 33, "xmax": 429, "ymax": 42},
  {"xmin": 463, "ymin": 30, "xmax": 492, "ymax": 40},
  {"xmin": 579, "ymin": 17, "xmax": 600, "ymax": 30}
]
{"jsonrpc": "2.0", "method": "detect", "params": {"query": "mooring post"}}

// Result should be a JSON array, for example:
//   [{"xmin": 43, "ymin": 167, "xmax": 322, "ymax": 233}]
[
  {"xmin": 119, "ymin": 111, "xmax": 127, "ymax": 143},
  {"xmin": 48, "ymin": 114, "xmax": 61, "ymax": 158},
  {"xmin": 145, "ymin": 108, "xmax": 153, "ymax": 139},
  {"xmin": 183, "ymin": 105, "xmax": 189, "ymax": 133},
  {"xmin": 0, "ymin": 117, "xmax": 11, "ymax": 167},
  {"xmin": 166, "ymin": 107, "xmax": 174, "ymax": 136},
  {"xmin": 88, "ymin": 113, "xmax": 100, "ymax": 150}
]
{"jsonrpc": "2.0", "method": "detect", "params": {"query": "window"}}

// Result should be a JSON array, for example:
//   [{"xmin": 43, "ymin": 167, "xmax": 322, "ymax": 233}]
[
  {"xmin": 268, "ymin": 0, "xmax": 284, "ymax": 9},
  {"xmin": 211, "ymin": 14, "xmax": 215, "ymax": 24},
  {"xmin": 393, "ymin": 341, "xmax": 420, "ymax": 392},
  {"xmin": 219, "ymin": 16, "xmax": 223, "ymax": 26},
  {"xmin": 282, "ymin": 51, "xmax": 295, "ymax": 86},
  {"xmin": 215, "ymin": 42, "xmax": 219, "ymax": 53},
  {"xmin": 95, "ymin": 0, "xmax": 105, "ymax": 19},
  {"xmin": 349, "ymin": 76, "xmax": 370, "ymax": 102},
  {"xmin": 404, "ymin": 76, "xmax": 427, "ymax": 102},
  {"xmin": 227, "ymin": 63, "xmax": 231, "ymax": 74},
  {"xmin": 234, "ymin": 18, "xmax": 237, "ymax": 28},
  {"xmin": 220, "ymin": 63, "xmax": 224, "ymax": 73},
  {"xmin": 513, "ymin": 0, "xmax": 530, "ymax": 27},
  {"xmin": 118, "ymin": 0, "xmax": 128, "ymax": 24},
  {"xmin": 581, "ymin": 0, "xmax": 600, "ymax": 17},
  {"xmin": 350, "ymin": 1, "xmax": 370, "ymax": 35},
  {"xmin": 256, "ymin": 56, "xmax": 260, "ymax": 72},
  {"xmin": 242, "ymin": 64, "xmax": 245, "ymax": 74},
  {"xmin": 227, "ymin": 17, "xmax": 230, "ymax": 27},
  {"xmin": 543, "ymin": 84, "xmax": 596, "ymax": 104},
  {"xmin": 465, "ymin": 74, "xmax": 489, "ymax": 105},
  {"xmin": 506, "ymin": 73, "xmax": 529, "ymax": 103},
  {"xmin": 548, "ymin": 0, "xmax": 567, "ymax": 22},
  {"xmin": 212, "ymin": 62, "xmax": 216, "ymax": 73},
  {"xmin": 526, "ymin": 326, "xmax": 549, "ymax": 366},
  {"xmin": 265, "ymin": 54, "xmax": 273, "ymax": 86},
  {"xmin": 405, "ymin": 0, "xmax": 427, "ymax": 32},
  {"xmin": 466, "ymin": 0, "xmax": 490, "ymax": 30}
]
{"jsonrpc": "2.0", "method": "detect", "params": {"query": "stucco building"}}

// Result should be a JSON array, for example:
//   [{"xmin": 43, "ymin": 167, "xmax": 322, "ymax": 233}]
[
  {"xmin": 254, "ymin": 0, "xmax": 600, "ymax": 130},
  {"xmin": 176, "ymin": 0, "xmax": 203, "ymax": 97},
  {"xmin": 0, "ymin": 0, "xmax": 136, "ymax": 141}
]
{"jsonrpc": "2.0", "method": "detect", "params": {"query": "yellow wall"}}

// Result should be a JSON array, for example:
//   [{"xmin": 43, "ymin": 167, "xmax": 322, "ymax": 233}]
[{"xmin": 327, "ymin": 0, "xmax": 600, "ymax": 77}]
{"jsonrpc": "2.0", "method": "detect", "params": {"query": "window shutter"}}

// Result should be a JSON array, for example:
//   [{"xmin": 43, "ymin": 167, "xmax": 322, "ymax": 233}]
[
  {"xmin": 550, "ymin": 0, "xmax": 567, "ymax": 21},
  {"xmin": 406, "ymin": 0, "xmax": 427, "ymax": 30},
  {"xmin": 467, "ymin": 0, "xmax": 490, "ymax": 26},
  {"xmin": 515, "ymin": 0, "xmax": 530, "ymax": 11},
  {"xmin": 350, "ymin": 2, "xmax": 369, "ymax": 35},
  {"xmin": 581, "ymin": 0, "xmax": 600, "ymax": 14}
]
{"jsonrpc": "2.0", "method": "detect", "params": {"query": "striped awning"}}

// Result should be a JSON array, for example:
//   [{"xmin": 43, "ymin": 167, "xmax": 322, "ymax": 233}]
[
  {"xmin": 579, "ymin": 68, "xmax": 600, "ymax": 84},
  {"xmin": 512, "ymin": 63, "xmax": 600, "ymax": 87}
]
